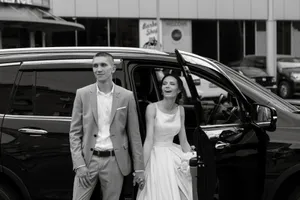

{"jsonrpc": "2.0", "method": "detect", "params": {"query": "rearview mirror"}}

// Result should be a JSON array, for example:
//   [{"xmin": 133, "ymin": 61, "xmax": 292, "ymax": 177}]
[{"xmin": 252, "ymin": 104, "xmax": 277, "ymax": 132}]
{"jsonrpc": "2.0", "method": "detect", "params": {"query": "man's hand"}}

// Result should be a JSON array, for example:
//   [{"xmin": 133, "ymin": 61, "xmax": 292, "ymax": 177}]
[
  {"xmin": 76, "ymin": 166, "xmax": 92, "ymax": 188},
  {"xmin": 133, "ymin": 171, "xmax": 145, "ymax": 190}
]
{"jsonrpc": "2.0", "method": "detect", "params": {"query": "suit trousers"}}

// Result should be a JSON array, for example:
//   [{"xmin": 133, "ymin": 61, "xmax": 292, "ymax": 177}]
[{"xmin": 72, "ymin": 155, "xmax": 124, "ymax": 200}]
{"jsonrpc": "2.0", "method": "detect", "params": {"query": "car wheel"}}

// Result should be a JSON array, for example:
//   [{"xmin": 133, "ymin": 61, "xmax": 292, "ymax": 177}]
[
  {"xmin": 288, "ymin": 186, "xmax": 300, "ymax": 200},
  {"xmin": 0, "ymin": 183, "xmax": 20, "ymax": 200},
  {"xmin": 278, "ymin": 81, "xmax": 292, "ymax": 99}
]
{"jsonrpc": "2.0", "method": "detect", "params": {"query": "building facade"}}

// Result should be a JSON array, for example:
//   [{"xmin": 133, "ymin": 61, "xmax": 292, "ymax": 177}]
[
  {"xmin": 2, "ymin": 0, "xmax": 300, "ymax": 75},
  {"xmin": 0, "ymin": 0, "xmax": 84, "ymax": 49}
]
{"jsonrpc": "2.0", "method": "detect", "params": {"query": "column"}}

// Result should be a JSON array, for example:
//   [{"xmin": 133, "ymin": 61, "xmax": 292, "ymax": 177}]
[
  {"xmin": 42, "ymin": 32, "xmax": 46, "ymax": 47},
  {"xmin": 30, "ymin": 31, "xmax": 36, "ymax": 47},
  {"xmin": 266, "ymin": 0, "xmax": 277, "ymax": 78}
]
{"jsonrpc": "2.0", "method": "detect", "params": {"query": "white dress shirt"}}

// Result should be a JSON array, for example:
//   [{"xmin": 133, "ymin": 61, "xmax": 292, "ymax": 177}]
[{"xmin": 94, "ymin": 83, "xmax": 114, "ymax": 151}]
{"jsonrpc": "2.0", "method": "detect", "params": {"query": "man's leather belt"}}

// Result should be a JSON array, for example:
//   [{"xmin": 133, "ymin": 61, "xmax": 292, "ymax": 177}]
[{"xmin": 93, "ymin": 150, "xmax": 115, "ymax": 157}]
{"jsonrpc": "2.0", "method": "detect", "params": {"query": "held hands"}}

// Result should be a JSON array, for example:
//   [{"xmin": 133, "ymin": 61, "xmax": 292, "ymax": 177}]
[
  {"xmin": 133, "ymin": 171, "xmax": 145, "ymax": 190},
  {"xmin": 76, "ymin": 166, "xmax": 92, "ymax": 188}
]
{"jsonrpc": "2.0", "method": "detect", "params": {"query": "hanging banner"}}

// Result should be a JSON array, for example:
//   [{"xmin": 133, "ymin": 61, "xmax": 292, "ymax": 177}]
[
  {"xmin": 139, "ymin": 19, "xmax": 162, "ymax": 49},
  {"xmin": 162, "ymin": 20, "xmax": 192, "ymax": 52}
]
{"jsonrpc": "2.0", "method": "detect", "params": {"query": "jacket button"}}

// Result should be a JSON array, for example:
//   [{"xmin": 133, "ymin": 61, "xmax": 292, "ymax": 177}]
[
  {"xmin": 94, "ymin": 134, "xmax": 97, "ymax": 137},
  {"xmin": 90, "ymin": 148, "xmax": 93, "ymax": 151}
]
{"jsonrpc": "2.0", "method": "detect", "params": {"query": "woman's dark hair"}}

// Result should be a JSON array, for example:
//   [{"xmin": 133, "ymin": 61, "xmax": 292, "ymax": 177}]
[{"xmin": 161, "ymin": 74, "xmax": 184, "ymax": 104}]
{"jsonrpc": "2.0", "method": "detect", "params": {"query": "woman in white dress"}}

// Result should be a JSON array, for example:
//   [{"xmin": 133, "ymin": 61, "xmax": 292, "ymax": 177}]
[{"xmin": 136, "ymin": 74, "xmax": 195, "ymax": 200}]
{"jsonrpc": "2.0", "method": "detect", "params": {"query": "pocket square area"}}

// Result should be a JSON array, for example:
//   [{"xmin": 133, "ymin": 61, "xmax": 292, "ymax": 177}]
[{"xmin": 116, "ymin": 106, "xmax": 126, "ymax": 110}]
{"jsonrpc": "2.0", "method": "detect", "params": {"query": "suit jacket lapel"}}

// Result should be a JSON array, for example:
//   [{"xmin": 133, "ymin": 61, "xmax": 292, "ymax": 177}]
[
  {"xmin": 90, "ymin": 83, "xmax": 98, "ymax": 127},
  {"xmin": 109, "ymin": 85, "xmax": 120, "ymax": 125}
]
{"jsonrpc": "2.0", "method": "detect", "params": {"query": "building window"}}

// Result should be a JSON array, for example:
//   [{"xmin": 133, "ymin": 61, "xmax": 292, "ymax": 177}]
[
  {"xmin": 110, "ymin": 19, "xmax": 139, "ymax": 47},
  {"xmin": 256, "ymin": 21, "xmax": 266, "ymax": 32},
  {"xmin": 219, "ymin": 20, "xmax": 244, "ymax": 65},
  {"xmin": 51, "ymin": 18, "xmax": 76, "ymax": 46},
  {"xmin": 2, "ymin": 28, "xmax": 30, "ymax": 48},
  {"xmin": 277, "ymin": 21, "xmax": 291, "ymax": 55},
  {"xmin": 292, "ymin": 21, "xmax": 300, "ymax": 56},
  {"xmin": 77, "ymin": 18, "xmax": 108, "ymax": 46},
  {"xmin": 245, "ymin": 21, "xmax": 255, "ymax": 55},
  {"xmin": 192, "ymin": 20, "xmax": 217, "ymax": 60}
]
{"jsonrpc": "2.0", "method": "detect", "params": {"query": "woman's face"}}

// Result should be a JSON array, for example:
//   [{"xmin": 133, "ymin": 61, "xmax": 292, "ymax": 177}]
[{"xmin": 161, "ymin": 76, "xmax": 181, "ymax": 99}]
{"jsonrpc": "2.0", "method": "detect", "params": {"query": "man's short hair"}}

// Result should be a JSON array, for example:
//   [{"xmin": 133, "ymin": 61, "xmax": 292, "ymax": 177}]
[{"xmin": 93, "ymin": 52, "xmax": 114, "ymax": 64}]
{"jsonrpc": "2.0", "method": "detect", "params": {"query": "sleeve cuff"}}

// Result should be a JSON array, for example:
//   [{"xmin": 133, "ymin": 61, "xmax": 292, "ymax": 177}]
[{"xmin": 74, "ymin": 164, "xmax": 86, "ymax": 172}]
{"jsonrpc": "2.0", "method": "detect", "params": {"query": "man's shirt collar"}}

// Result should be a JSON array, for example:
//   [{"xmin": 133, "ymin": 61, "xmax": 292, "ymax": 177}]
[{"xmin": 96, "ymin": 83, "xmax": 114, "ymax": 96}]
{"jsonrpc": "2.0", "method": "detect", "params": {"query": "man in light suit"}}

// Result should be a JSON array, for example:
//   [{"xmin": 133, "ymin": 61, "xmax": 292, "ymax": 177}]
[{"xmin": 69, "ymin": 52, "xmax": 145, "ymax": 200}]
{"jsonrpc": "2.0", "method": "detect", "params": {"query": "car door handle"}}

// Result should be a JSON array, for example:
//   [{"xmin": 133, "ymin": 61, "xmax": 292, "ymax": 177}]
[{"xmin": 18, "ymin": 128, "xmax": 48, "ymax": 135}]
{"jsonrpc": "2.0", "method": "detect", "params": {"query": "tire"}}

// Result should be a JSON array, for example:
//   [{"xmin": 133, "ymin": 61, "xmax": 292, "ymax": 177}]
[
  {"xmin": 278, "ymin": 81, "xmax": 292, "ymax": 99},
  {"xmin": 288, "ymin": 186, "xmax": 300, "ymax": 200},
  {"xmin": 0, "ymin": 183, "xmax": 20, "ymax": 200}
]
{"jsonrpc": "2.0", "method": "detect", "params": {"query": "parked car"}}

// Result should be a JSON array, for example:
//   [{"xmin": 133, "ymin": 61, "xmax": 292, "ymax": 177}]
[
  {"xmin": 231, "ymin": 66, "xmax": 277, "ymax": 93},
  {"xmin": 0, "ymin": 47, "xmax": 292, "ymax": 200},
  {"xmin": 230, "ymin": 55, "xmax": 300, "ymax": 98}
]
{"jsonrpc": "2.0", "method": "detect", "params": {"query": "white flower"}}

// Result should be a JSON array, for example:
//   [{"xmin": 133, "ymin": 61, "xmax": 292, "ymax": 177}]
[{"xmin": 178, "ymin": 151, "xmax": 197, "ymax": 175}]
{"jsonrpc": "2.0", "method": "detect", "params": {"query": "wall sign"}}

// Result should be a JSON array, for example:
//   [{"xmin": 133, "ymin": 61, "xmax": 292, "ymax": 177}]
[
  {"xmin": 162, "ymin": 20, "xmax": 192, "ymax": 52},
  {"xmin": 139, "ymin": 19, "xmax": 162, "ymax": 49}
]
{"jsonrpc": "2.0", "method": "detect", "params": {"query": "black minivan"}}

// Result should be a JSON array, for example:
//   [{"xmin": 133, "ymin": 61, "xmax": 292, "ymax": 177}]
[{"xmin": 0, "ymin": 47, "xmax": 279, "ymax": 200}]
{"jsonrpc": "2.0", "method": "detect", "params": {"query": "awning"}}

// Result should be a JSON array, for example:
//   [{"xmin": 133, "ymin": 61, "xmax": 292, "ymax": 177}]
[{"xmin": 0, "ymin": 4, "xmax": 85, "ymax": 32}]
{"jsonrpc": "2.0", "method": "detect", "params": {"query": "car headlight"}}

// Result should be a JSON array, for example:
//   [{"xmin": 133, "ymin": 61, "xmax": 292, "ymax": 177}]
[
  {"xmin": 290, "ymin": 72, "xmax": 300, "ymax": 81},
  {"xmin": 271, "ymin": 77, "xmax": 276, "ymax": 83}
]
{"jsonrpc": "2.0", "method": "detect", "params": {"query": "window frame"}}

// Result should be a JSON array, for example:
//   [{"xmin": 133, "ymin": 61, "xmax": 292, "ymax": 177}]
[
  {"xmin": 128, "ymin": 62, "xmax": 245, "ymax": 128},
  {"xmin": 0, "ymin": 62, "xmax": 21, "ymax": 114}
]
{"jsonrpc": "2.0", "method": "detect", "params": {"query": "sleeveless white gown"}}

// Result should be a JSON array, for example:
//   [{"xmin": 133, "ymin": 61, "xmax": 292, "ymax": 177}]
[{"xmin": 136, "ymin": 103, "xmax": 194, "ymax": 200}]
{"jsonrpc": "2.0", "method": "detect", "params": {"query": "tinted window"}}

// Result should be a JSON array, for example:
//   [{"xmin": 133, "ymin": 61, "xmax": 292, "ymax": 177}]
[
  {"xmin": 0, "ymin": 65, "xmax": 19, "ymax": 114},
  {"xmin": 35, "ymin": 70, "xmax": 95, "ymax": 116},
  {"xmin": 10, "ymin": 72, "xmax": 34, "ymax": 115}
]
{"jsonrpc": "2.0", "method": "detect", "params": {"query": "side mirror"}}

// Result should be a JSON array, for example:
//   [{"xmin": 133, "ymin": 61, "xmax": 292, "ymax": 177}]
[{"xmin": 252, "ymin": 104, "xmax": 277, "ymax": 132}]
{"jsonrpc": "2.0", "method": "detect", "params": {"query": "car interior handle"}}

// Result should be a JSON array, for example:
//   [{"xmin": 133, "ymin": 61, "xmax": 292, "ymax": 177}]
[{"xmin": 18, "ymin": 128, "xmax": 48, "ymax": 135}]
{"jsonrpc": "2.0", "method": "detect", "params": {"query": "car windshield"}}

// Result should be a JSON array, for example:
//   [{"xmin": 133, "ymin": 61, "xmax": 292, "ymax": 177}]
[
  {"xmin": 208, "ymin": 59, "xmax": 300, "ymax": 113},
  {"xmin": 238, "ymin": 67, "xmax": 268, "ymax": 77}
]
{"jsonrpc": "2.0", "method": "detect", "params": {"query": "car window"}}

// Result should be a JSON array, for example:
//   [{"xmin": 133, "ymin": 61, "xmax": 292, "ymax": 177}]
[
  {"xmin": 35, "ymin": 70, "xmax": 95, "ymax": 116},
  {"xmin": 153, "ymin": 67, "xmax": 241, "ymax": 126},
  {"xmin": 10, "ymin": 71, "xmax": 34, "ymax": 115},
  {"xmin": 0, "ymin": 64, "xmax": 19, "ymax": 114}
]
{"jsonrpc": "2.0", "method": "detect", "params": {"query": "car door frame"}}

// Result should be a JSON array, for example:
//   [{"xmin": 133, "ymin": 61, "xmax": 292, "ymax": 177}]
[
  {"xmin": 1, "ymin": 58, "xmax": 100, "ymax": 200},
  {"xmin": 174, "ymin": 49, "xmax": 269, "ymax": 200}
]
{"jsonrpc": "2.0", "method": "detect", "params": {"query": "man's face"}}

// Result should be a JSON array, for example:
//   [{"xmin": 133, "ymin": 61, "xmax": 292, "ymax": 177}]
[{"xmin": 92, "ymin": 56, "xmax": 116, "ymax": 83}]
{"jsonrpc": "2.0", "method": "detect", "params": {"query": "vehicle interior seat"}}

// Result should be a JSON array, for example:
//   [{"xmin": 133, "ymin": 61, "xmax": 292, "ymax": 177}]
[{"xmin": 133, "ymin": 68, "xmax": 155, "ymax": 137}]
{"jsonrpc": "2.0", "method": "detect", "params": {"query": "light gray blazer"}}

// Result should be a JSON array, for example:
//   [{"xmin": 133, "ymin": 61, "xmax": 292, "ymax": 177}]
[{"xmin": 69, "ymin": 83, "xmax": 144, "ymax": 175}]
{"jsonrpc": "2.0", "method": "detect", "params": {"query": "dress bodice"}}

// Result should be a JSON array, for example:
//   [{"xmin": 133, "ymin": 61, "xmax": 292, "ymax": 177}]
[{"xmin": 153, "ymin": 103, "xmax": 181, "ymax": 145}]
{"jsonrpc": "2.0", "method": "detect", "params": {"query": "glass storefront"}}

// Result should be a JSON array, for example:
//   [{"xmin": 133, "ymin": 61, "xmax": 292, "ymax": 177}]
[
  {"xmin": 192, "ymin": 20, "xmax": 217, "ymax": 60},
  {"xmin": 277, "ymin": 21, "xmax": 291, "ymax": 55},
  {"xmin": 2, "ymin": 28, "xmax": 29, "ymax": 48},
  {"xmin": 51, "ymin": 18, "xmax": 139, "ymax": 48},
  {"xmin": 110, "ymin": 19, "xmax": 139, "ymax": 47},
  {"xmin": 219, "ymin": 20, "xmax": 244, "ymax": 65},
  {"xmin": 77, "ymin": 18, "xmax": 108, "ymax": 46}
]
